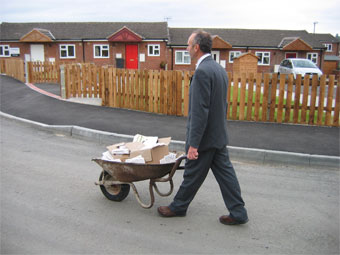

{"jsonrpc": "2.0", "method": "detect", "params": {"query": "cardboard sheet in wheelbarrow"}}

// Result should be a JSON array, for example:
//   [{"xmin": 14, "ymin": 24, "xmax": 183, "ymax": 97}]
[{"xmin": 107, "ymin": 137, "xmax": 171, "ymax": 164}]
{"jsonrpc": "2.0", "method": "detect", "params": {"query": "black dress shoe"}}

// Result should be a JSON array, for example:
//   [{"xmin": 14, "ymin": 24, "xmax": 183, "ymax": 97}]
[
  {"xmin": 219, "ymin": 215, "xmax": 249, "ymax": 225},
  {"xmin": 157, "ymin": 206, "xmax": 186, "ymax": 217}
]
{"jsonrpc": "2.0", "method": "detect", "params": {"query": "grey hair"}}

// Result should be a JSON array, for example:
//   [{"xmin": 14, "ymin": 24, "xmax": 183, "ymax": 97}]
[{"xmin": 192, "ymin": 30, "xmax": 212, "ymax": 53}]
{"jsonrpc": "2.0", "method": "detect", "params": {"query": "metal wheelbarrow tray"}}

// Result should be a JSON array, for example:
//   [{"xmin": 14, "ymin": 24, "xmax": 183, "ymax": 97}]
[{"xmin": 92, "ymin": 155, "xmax": 186, "ymax": 208}]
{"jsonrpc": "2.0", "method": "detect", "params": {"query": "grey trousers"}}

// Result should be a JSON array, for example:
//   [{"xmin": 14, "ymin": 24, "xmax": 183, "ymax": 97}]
[{"xmin": 169, "ymin": 146, "xmax": 248, "ymax": 221}]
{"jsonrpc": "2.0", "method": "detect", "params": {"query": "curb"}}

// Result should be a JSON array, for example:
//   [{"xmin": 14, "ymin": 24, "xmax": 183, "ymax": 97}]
[{"xmin": 1, "ymin": 111, "xmax": 339, "ymax": 170}]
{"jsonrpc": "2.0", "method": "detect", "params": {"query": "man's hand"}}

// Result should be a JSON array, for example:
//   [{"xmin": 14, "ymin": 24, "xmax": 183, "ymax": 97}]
[{"xmin": 187, "ymin": 146, "xmax": 199, "ymax": 160}]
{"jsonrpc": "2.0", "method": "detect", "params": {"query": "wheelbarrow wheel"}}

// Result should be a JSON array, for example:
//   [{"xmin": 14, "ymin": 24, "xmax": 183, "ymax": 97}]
[{"xmin": 99, "ymin": 171, "xmax": 130, "ymax": 201}]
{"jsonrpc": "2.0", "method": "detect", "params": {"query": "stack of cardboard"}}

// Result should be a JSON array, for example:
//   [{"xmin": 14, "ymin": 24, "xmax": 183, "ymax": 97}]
[{"xmin": 102, "ymin": 135, "xmax": 172, "ymax": 164}]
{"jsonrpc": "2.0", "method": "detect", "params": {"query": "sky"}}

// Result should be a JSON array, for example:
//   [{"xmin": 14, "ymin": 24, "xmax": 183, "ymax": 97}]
[{"xmin": 1, "ymin": 0, "xmax": 339, "ymax": 36}]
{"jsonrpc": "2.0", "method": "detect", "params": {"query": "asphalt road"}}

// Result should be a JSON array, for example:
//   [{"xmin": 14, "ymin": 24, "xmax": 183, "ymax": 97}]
[{"xmin": 1, "ymin": 117, "xmax": 339, "ymax": 254}]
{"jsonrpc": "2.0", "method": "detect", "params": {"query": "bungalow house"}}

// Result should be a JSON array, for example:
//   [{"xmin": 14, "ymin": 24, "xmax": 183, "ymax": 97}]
[
  {"xmin": 1, "ymin": 22, "xmax": 339, "ymax": 74},
  {"xmin": 0, "ymin": 22, "xmax": 169, "ymax": 70}
]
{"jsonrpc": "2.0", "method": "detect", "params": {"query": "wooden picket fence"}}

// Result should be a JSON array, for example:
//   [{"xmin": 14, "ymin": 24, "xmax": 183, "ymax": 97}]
[
  {"xmin": 63, "ymin": 63, "xmax": 340, "ymax": 126},
  {"xmin": 63, "ymin": 63, "xmax": 191, "ymax": 116},
  {"xmin": 0, "ymin": 59, "xmax": 60, "ymax": 83},
  {"xmin": 0, "ymin": 58, "xmax": 25, "ymax": 82},
  {"xmin": 64, "ymin": 63, "xmax": 101, "ymax": 99},
  {"xmin": 27, "ymin": 61, "xmax": 60, "ymax": 83},
  {"xmin": 101, "ymin": 68, "xmax": 192, "ymax": 116},
  {"xmin": 228, "ymin": 72, "xmax": 339, "ymax": 126}
]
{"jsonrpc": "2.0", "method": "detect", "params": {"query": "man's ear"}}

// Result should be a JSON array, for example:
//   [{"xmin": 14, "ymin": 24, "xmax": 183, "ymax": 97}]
[{"xmin": 194, "ymin": 44, "xmax": 200, "ymax": 52}]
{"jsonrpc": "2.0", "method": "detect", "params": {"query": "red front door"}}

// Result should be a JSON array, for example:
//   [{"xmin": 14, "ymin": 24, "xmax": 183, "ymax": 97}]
[
  {"xmin": 285, "ymin": 52, "xmax": 297, "ymax": 59},
  {"xmin": 126, "ymin": 44, "xmax": 138, "ymax": 69}
]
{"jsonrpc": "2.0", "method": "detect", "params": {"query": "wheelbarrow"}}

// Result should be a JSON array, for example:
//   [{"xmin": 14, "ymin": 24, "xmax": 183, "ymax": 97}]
[{"xmin": 92, "ymin": 155, "xmax": 186, "ymax": 208}]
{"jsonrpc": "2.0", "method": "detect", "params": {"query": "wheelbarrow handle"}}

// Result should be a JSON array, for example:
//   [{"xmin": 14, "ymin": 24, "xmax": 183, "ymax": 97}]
[
  {"xmin": 153, "ymin": 155, "xmax": 187, "ymax": 183},
  {"xmin": 175, "ymin": 155, "xmax": 187, "ymax": 170}
]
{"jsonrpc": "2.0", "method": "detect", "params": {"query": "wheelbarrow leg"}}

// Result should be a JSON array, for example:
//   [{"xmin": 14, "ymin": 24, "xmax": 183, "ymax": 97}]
[
  {"xmin": 151, "ymin": 179, "xmax": 174, "ymax": 197},
  {"xmin": 129, "ymin": 181, "xmax": 155, "ymax": 209}
]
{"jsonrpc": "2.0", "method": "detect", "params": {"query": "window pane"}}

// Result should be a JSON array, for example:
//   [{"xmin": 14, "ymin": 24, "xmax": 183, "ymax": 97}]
[
  {"xmin": 61, "ymin": 50, "xmax": 67, "ymax": 57},
  {"xmin": 95, "ymin": 46, "xmax": 100, "ymax": 56},
  {"xmin": 184, "ymin": 52, "xmax": 190, "ymax": 63},
  {"xmin": 149, "ymin": 46, "xmax": 153, "ymax": 55},
  {"xmin": 0, "ymin": 47, "xmax": 3, "ymax": 55},
  {"xmin": 256, "ymin": 53, "xmax": 262, "ymax": 63},
  {"xmin": 68, "ymin": 46, "xmax": 74, "ymax": 56},
  {"xmin": 102, "ymin": 50, "xmax": 108, "ymax": 57},
  {"xmin": 255, "ymin": 53, "xmax": 262, "ymax": 63},
  {"xmin": 176, "ymin": 52, "xmax": 183, "ymax": 62},
  {"xmin": 155, "ymin": 45, "xmax": 160, "ymax": 55}
]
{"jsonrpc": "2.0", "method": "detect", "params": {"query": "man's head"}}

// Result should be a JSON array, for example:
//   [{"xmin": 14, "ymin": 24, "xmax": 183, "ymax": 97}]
[{"xmin": 186, "ymin": 30, "xmax": 212, "ymax": 62}]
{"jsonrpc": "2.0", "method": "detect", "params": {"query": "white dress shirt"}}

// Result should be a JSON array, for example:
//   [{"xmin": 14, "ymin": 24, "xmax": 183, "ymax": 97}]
[{"xmin": 196, "ymin": 53, "xmax": 211, "ymax": 69}]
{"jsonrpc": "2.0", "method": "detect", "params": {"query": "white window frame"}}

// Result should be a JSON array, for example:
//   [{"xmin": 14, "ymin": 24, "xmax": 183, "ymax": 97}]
[
  {"xmin": 59, "ymin": 44, "xmax": 76, "ymax": 59},
  {"xmin": 175, "ymin": 50, "xmax": 191, "ymax": 65},
  {"xmin": 148, "ymin": 44, "xmax": 160, "ymax": 56},
  {"xmin": 0, "ymin": 45, "xmax": 10, "ymax": 57},
  {"xmin": 94, "ymin": 44, "xmax": 109, "ymax": 58},
  {"xmin": 307, "ymin": 52, "xmax": 318, "ymax": 64},
  {"xmin": 229, "ymin": 51, "xmax": 241, "ymax": 63},
  {"xmin": 255, "ymin": 51, "xmax": 270, "ymax": 65},
  {"xmin": 323, "ymin": 43, "xmax": 332, "ymax": 52}
]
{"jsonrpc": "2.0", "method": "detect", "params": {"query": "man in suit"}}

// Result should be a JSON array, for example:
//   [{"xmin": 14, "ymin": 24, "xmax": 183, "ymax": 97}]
[{"xmin": 158, "ymin": 30, "xmax": 248, "ymax": 225}]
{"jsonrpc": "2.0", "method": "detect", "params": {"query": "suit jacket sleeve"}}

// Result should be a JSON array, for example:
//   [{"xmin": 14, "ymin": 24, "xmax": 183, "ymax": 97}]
[{"xmin": 188, "ymin": 68, "xmax": 211, "ymax": 148}]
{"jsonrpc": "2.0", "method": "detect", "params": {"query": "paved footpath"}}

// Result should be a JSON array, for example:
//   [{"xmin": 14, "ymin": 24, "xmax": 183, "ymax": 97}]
[{"xmin": 0, "ymin": 75, "xmax": 339, "ymax": 167}]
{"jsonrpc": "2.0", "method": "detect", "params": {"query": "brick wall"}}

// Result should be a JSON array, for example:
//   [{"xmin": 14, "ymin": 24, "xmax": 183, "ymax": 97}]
[{"xmin": 0, "ymin": 41, "xmax": 328, "ymax": 73}]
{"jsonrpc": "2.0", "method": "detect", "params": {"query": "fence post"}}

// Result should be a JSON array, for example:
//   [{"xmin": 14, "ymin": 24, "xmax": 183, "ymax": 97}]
[
  {"xmin": 266, "ymin": 74, "xmax": 272, "ymax": 121},
  {"xmin": 60, "ymin": 65, "xmax": 66, "ymax": 99}
]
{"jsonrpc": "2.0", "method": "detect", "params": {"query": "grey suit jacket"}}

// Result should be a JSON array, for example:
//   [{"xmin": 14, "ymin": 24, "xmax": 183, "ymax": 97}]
[{"xmin": 186, "ymin": 55, "xmax": 229, "ymax": 151}]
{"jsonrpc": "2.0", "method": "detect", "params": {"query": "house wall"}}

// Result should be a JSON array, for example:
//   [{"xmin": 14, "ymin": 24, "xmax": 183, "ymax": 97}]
[
  {"xmin": 82, "ymin": 41, "xmax": 111, "ymax": 65},
  {"xmin": 0, "ymin": 40, "xmax": 332, "ymax": 73},
  {"xmin": 171, "ymin": 47, "xmax": 194, "ymax": 71},
  {"xmin": 0, "ymin": 42, "xmax": 30, "ymax": 60},
  {"xmin": 0, "ymin": 41, "xmax": 169, "ymax": 70},
  {"xmin": 169, "ymin": 47, "xmax": 326, "ymax": 73},
  {"xmin": 139, "ymin": 41, "xmax": 168, "ymax": 70}
]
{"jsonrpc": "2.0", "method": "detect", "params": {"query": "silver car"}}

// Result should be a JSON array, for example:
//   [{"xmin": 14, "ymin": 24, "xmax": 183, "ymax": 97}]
[{"xmin": 278, "ymin": 58, "xmax": 323, "ymax": 79}]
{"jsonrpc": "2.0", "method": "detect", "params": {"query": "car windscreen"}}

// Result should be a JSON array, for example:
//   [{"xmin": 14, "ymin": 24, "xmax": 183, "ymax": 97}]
[{"xmin": 292, "ymin": 60, "xmax": 316, "ymax": 68}]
